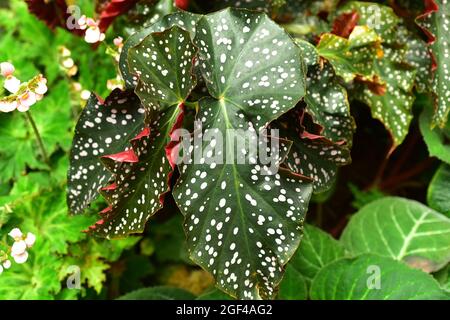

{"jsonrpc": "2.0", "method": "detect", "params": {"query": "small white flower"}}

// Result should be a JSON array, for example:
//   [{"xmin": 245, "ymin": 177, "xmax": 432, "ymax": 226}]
[
  {"xmin": 78, "ymin": 15, "xmax": 87, "ymax": 30},
  {"xmin": 8, "ymin": 228, "xmax": 23, "ymax": 240},
  {"xmin": 12, "ymin": 251, "xmax": 28, "ymax": 264},
  {"xmin": 2, "ymin": 260, "xmax": 11, "ymax": 269},
  {"xmin": 25, "ymin": 232, "xmax": 36, "ymax": 248},
  {"xmin": 17, "ymin": 91, "xmax": 37, "ymax": 111},
  {"xmin": 11, "ymin": 240, "xmax": 27, "ymax": 256},
  {"xmin": 0, "ymin": 100, "xmax": 17, "ymax": 113},
  {"xmin": 85, "ymin": 26, "xmax": 105, "ymax": 43},
  {"xmin": 34, "ymin": 81, "xmax": 48, "ymax": 95},
  {"xmin": 4, "ymin": 76, "xmax": 21, "ymax": 94},
  {"xmin": 62, "ymin": 57, "xmax": 74, "ymax": 69},
  {"xmin": 0, "ymin": 62, "xmax": 15, "ymax": 77}
]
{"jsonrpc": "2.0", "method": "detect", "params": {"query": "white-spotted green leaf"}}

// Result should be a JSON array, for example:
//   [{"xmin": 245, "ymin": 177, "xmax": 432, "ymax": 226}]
[
  {"xmin": 355, "ymin": 47, "xmax": 416, "ymax": 147},
  {"xmin": 174, "ymin": 98, "xmax": 313, "ymax": 300},
  {"xmin": 173, "ymin": 8, "xmax": 312, "ymax": 299},
  {"xmin": 128, "ymin": 26, "xmax": 197, "ymax": 110},
  {"xmin": 120, "ymin": 11, "xmax": 202, "ymax": 89},
  {"xmin": 67, "ymin": 90, "xmax": 146, "ymax": 214},
  {"xmin": 305, "ymin": 63, "xmax": 355, "ymax": 145},
  {"xmin": 416, "ymin": 0, "xmax": 450, "ymax": 127},
  {"xmin": 336, "ymin": 1, "xmax": 400, "ymax": 42},
  {"xmin": 91, "ymin": 107, "xmax": 182, "ymax": 238},
  {"xmin": 310, "ymin": 254, "xmax": 448, "ymax": 300},
  {"xmin": 427, "ymin": 163, "xmax": 450, "ymax": 217},
  {"xmin": 194, "ymin": 8, "xmax": 306, "ymax": 130},
  {"xmin": 341, "ymin": 197, "xmax": 450, "ymax": 273},
  {"xmin": 279, "ymin": 224, "xmax": 345, "ymax": 298},
  {"xmin": 275, "ymin": 110, "xmax": 351, "ymax": 192},
  {"xmin": 316, "ymin": 26, "xmax": 381, "ymax": 83}
]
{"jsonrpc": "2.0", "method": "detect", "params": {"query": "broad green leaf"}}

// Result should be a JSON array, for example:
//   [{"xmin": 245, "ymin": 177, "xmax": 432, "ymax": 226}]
[
  {"xmin": 175, "ymin": 98, "xmax": 313, "ymax": 299},
  {"xmin": 278, "ymin": 264, "xmax": 308, "ymax": 300},
  {"xmin": 275, "ymin": 110, "xmax": 351, "ymax": 192},
  {"xmin": 316, "ymin": 26, "xmax": 381, "ymax": 83},
  {"xmin": 356, "ymin": 47, "xmax": 416, "ymax": 146},
  {"xmin": 196, "ymin": 288, "xmax": 233, "ymax": 300},
  {"xmin": 120, "ymin": 10, "xmax": 202, "ymax": 89},
  {"xmin": 282, "ymin": 224, "xmax": 346, "ymax": 285},
  {"xmin": 67, "ymin": 89, "xmax": 146, "ymax": 214},
  {"xmin": 91, "ymin": 108, "xmax": 182, "ymax": 237},
  {"xmin": 117, "ymin": 286, "xmax": 196, "ymax": 300},
  {"xmin": 341, "ymin": 197, "xmax": 450, "ymax": 273},
  {"xmin": 173, "ymin": 8, "xmax": 312, "ymax": 299},
  {"xmin": 128, "ymin": 26, "xmax": 197, "ymax": 110},
  {"xmin": 310, "ymin": 254, "xmax": 448, "ymax": 300},
  {"xmin": 304, "ymin": 63, "xmax": 355, "ymax": 145},
  {"xmin": 294, "ymin": 39, "xmax": 319, "ymax": 67},
  {"xmin": 427, "ymin": 164, "xmax": 450, "ymax": 217},
  {"xmin": 416, "ymin": 0, "xmax": 450, "ymax": 127},
  {"xmin": 419, "ymin": 103, "xmax": 450, "ymax": 164}
]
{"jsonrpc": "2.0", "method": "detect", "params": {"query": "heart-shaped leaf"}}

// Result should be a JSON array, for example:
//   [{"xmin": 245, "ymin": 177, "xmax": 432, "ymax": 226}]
[
  {"xmin": 310, "ymin": 254, "xmax": 448, "ymax": 300},
  {"xmin": 341, "ymin": 197, "xmax": 450, "ymax": 273},
  {"xmin": 172, "ymin": 8, "xmax": 313, "ymax": 299}
]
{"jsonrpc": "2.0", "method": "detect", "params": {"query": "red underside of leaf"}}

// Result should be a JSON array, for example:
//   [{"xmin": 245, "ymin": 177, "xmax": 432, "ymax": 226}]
[
  {"xmin": 101, "ymin": 149, "xmax": 139, "ymax": 163},
  {"xmin": 332, "ymin": 11, "xmax": 359, "ymax": 38},
  {"xmin": 97, "ymin": 0, "xmax": 139, "ymax": 32},
  {"xmin": 25, "ymin": 0, "xmax": 84, "ymax": 35},
  {"xmin": 165, "ymin": 104, "xmax": 186, "ymax": 170},
  {"xmin": 175, "ymin": 0, "xmax": 190, "ymax": 10},
  {"xmin": 101, "ymin": 182, "xmax": 117, "ymax": 191},
  {"xmin": 131, "ymin": 126, "xmax": 151, "ymax": 141},
  {"xmin": 417, "ymin": 0, "xmax": 439, "ymax": 44},
  {"xmin": 84, "ymin": 219, "xmax": 105, "ymax": 232}
]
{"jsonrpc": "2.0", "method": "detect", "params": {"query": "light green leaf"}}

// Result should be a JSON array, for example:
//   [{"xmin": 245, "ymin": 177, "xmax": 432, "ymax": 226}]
[
  {"xmin": 419, "ymin": 103, "xmax": 450, "ymax": 164},
  {"xmin": 341, "ymin": 197, "xmax": 450, "ymax": 272},
  {"xmin": 316, "ymin": 26, "xmax": 381, "ymax": 83},
  {"xmin": 278, "ymin": 265, "xmax": 308, "ymax": 300},
  {"xmin": 310, "ymin": 254, "xmax": 448, "ymax": 300},
  {"xmin": 427, "ymin": 163, "xmax": 450, "ymax": 217},
  {"xmin": 117, "ymin": 286, "xmax": 196, "ymax": 300}
]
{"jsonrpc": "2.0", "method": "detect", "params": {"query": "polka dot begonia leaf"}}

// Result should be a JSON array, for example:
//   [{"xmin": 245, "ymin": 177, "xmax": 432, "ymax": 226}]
[
  {"xmin": 128, "ymin": 26, "xmax": 198, "ymax": 111},
  {"xmin": 356, "ymin": 47, "xmax": 417, "ymax": 147},
  {"xmin": 67, "ymin": 89, "xmax": 146, "ymax": 214},
  {"xmin": 274, "ymin": 109, "xmax": 351, "ymax": 193},
  {"xmin": 89, "ymin": 107, "xmax": 183, "ymax": 237},
  {"xmin": 171, "ymin": 9, "xmax": 314, "ymax": 299},
  {"xmin": 120, "ymin": 10, "xmax": 202, "ymax": 89},
  {"xmin": 416, "ymin": 0, "xmax": 450, "ymax": 127},
  {"xmin": 304, "ymin": 63, "xmax": 355, "ymax": 145}
]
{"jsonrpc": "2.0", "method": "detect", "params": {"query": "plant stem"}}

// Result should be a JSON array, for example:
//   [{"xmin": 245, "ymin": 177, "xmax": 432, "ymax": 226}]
[{"xmin": 24, "ymin": 112, "xmax": 49, "ymax": 165}]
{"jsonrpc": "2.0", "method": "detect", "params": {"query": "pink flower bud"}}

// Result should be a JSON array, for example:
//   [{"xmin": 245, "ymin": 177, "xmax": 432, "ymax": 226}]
[
  {"xmin": 8, "ymin": 228, "xmax": 23, "ymax": 240},
  {"xmin": 113, "ymin": 36, "xmax": 123, "ymax": 47},
  {"xmin": 35, "ymin": 81, "xmax": 48, "ymax": 95},
  {"xmin": 25, "ymin": 232, "xmax": 36, "ymax": 248},
  {"xmin": 17, "ymin": 91, "xmax": 37, "ymax": 111},
  {"xmin": 85, "ymin": 26, "xmax": 105, "ymax": 43},
  {"xmin": 11, "ymin": 240, "xmax": 27, "ymax": 256},
  {"xmin": 2, "ymin": 260, "xmax": 11, "ymax": 269},
  {"xmin": 0, "ymin": 62, "xmax": 15, "ymax": 77}
]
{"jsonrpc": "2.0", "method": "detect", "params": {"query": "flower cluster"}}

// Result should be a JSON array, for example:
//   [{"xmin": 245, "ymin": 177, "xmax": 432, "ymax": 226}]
[
  {"xmin": 58, "ymin": 46, "xmax": 78, "ymax": 77},
  {"xmin": 78, "ymin": 16, "xmax": 105, "ymax": 44},
  {"xmin": 0, "ymin": 62, "xmax": 48, "ymax": 113},
  {"xmin": 0, "ymin": 228, "xmax": 36, "ymax": 274}
]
